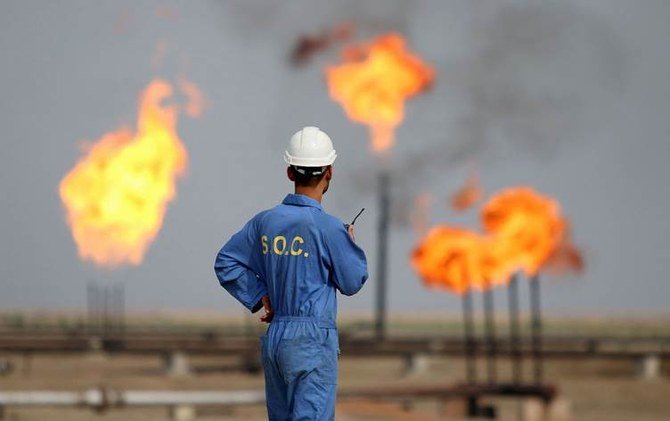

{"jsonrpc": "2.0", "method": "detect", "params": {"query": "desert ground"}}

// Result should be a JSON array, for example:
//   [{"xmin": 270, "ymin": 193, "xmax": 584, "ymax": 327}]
[{"xmin": 1, "ymin": 314, "xmax": 668, "ymax": 420}]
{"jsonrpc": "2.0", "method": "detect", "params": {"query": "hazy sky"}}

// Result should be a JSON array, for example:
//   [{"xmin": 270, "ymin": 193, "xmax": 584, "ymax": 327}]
[{"xmin": 1, "ymin": 0, "xmax": 669, "ymax": 316}]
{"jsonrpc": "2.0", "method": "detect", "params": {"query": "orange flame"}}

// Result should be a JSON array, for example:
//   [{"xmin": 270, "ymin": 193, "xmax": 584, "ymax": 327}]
[
  {"xmin": 179, "ymin": 77, "xmax": 207, "ymax": 118},
  {"xmin": 59, "ymin": 80, "xmax": 188, "ymax": 268},
  {"xmin": 412, "ymin": 187, "xmax": 580, "ymax": 294},
  {"xmin": 412, "ymin": 226, "xmax": 486, "ymax": 294},
  {"xmin": 325, "ymin": 33, "xmax": 434, "ymax": 153},
  {"xmin": 543, "ymin": 224, "xmax": 585, "ymax": 275},
  {"xmin": 410, "ymin": 193, "xmax": 434, "ymax": 236},
  {"xmin": 411, "ymin": 226, "xmax": 512, "ymax": 294},
  {"xmin": 481, "ymin": 187, "xmax": 565, "ymax": 277},
  {"xmin": 450, "ymin": 170, "xmax": 483, "ymax": 212}
]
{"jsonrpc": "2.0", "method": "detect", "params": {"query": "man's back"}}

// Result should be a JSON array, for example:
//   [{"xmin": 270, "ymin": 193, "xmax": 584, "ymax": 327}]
[
  {"xmin": 215, "ymin": 193, "xmax": 368, "ymax": 420},
  {"xmin": 214, "ymin": 125, "xmax": 368, "ymax": 420},
  {"xmin": 253, "ymin": 194, "xmax": 367, "ymax": 321}
]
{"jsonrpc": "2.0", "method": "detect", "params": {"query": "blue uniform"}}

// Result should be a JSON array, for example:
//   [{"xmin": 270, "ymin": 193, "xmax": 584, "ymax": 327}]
[{"xmin": 214, "ymin": 194, "xmax": 368, "ymax": 420}]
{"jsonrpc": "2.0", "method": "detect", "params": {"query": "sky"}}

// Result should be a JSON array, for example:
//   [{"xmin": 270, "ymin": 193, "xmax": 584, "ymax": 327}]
[{"xmin": 1, "ymin": 0, "xmax": 669, "ymax": 317}]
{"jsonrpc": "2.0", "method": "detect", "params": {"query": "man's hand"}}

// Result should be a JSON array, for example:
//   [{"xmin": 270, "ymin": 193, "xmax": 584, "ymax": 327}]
[
  {"xmin": 259, "ymin": 295, "xmax": 273, "ymax": 323},
  {"xmin": 346, "ymin": 224, "xmax": 355, "ymax": 241}
]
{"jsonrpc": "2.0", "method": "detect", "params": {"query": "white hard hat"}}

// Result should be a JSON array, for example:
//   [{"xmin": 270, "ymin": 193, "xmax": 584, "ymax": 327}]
[{"xmin": 284, "ymin": 126, "xmax": 337, "ymax": 167}]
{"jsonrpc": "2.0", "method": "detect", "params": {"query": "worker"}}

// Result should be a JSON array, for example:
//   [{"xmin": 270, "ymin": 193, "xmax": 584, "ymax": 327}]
[{"xmin": 214, "ymin": 126, "xmax": 368, "ymax": 420}]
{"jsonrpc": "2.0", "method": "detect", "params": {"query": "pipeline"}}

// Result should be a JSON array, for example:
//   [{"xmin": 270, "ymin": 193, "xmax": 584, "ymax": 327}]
[{"xmin": 0, "ymin": 389, "xmax": 266, "ymax": 411}]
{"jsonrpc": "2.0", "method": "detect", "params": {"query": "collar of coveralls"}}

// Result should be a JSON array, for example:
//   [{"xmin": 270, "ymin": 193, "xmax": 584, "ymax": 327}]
[{"xmin": 282, "ymin": 193, "xmax": 323, "ymax": 210}]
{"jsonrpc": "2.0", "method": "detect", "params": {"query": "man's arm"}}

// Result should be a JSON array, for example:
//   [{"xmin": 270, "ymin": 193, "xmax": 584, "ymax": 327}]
[
  {"xmin": 324, "ymin": 221, "xmax": 368, "ymax": 296},
  {"xmin": 214, "ymin": 219, "xmax": 267, "ymax": 313}
]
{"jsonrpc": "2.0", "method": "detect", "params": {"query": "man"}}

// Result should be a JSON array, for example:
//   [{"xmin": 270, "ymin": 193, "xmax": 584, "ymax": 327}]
[{"xmin": 214, "ymin": 126, "xmax": 368, "ymax": 420}]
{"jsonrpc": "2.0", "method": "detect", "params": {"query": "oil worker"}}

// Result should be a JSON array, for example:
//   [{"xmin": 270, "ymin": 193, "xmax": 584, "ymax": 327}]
[{"xmin": 214, "ymin": 126, "xmax": 368, "ymax": 420}]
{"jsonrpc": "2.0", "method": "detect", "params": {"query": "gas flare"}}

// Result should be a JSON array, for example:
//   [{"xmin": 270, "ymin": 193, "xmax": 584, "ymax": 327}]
[
  {"xmin": 450, "ymin": 170, "xmax": 483, "ymax": 212},
  {"xmin": 411, "ymin": 226, "xmax": 486, "ymax": 294},
  {"xmin": 411, "ymin": 225, "xmax": 511, "ymax": 294},
  {"xmin": 482, "ymin": 187, "xmax": 565, "ymax": 277},
  {"xmin": 325, "ymin": 33, "xmax": 434, "ymax": 153},
  {"xmin": 543, "ymin": 225, "xmax": 585, "ymax": 275},
  {"xmin": 412, "ymin": 187, "xmax": 581, "ymax": 293},
  {"xmin": 59, "ymin": 80, "xmax": 188, "ymax": 268}
]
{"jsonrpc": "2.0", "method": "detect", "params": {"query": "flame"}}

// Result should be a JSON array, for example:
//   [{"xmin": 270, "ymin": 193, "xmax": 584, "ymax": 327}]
[
  {"xmin": 411, "ymin": 226, "xmax": 511, "ymax": 294},
  {"xmin": 179, "ymin": 77, "xmax": 206, "ymax": 118},
  {"xmin": 412, "ymin": 187, "xmax": 580, "ymax": 294},
  {"xmin": 450, "ymin": 170, "xmax": 483, "ymax": 212},
  {"xmin": 543, "ymin": 225, "xmax": 585, "ymax": 275},
  {"xmin": 411, "ymin": 226, "xmax": 486, "ymax": 294},
  {"xmin": 410, "ymin": 193, "xmax": 434, "ymax": 236},
  {"xmin": 481, "ymin": 187, "xmax": 565, "ymax": 277},
  {"xmin": 325, "ymin": 33, "xmax": 434, "ymax": 153},
  {"xmin": 59, "ymin": 80, "xmax": 188, "ymax": 268}
]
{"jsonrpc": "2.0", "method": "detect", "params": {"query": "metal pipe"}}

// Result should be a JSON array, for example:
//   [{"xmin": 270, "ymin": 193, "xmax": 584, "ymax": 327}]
[
  {"xmin": 462, "ymin": 289, "xmax": 476, "ymax": 385},
  {"xmin": 87, "ymin": 282, "xmax": 100, "ymax": 334},
  {"xmin": 114, "ymin": 283, "xmax": 125, "ymax": 333},
  {"xmin": 0, "ymin": 391, "xmax": 94, "ymax": 406},
  {"xmin": 530, "ymin": 274, "xmax": 543, "ymax": 384},
  {"xmin": 86, "ymin": 282, "xmax": 93, "ymax": 333},
  {"xmin": 113, "ymin": 284, "xmax": 120, "ymax": 333},
  {"xmin": 123, "ymin": 390, "xmax": 265, "ymax": 406},
  {"xmin": 0, "ymin": 389, "xmax": 266, "ymax": 408},
  {"xmin": 103, "ymin": 284, "xmax": 110, "ymax": 335},
  {"xmin": 111, "ymin": 284, "xmax": 118, "ymax": 333},
  {"xmin": 508, "ymin": 273, "xmax": 522, "ymax": 384},
  {"xmin": 375, "ymin": 171, "xmax": 390, "ymax": 341},
  {"xmin": 119, "ymin": 282, "xmax": 125, "ymax": 334},
  {"xmin": 482, "ymin": 282, "xmax": 496, "ymax": 385}
]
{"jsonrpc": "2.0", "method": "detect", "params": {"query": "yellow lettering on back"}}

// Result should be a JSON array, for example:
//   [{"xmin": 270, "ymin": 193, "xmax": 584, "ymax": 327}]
[
  {"xmin": 273, "ymin": 236, "xmax": 287, "ymax": 255},
  {"xmin": 290, "ymin": 236, "xmax": 304, "ymax": 256},
  {"xmin": 261, "ymin": 235, "xmax": 269, "ymax": 254}
]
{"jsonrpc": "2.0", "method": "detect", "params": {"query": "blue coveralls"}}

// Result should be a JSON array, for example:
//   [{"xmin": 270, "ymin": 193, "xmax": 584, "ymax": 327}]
[{"xmin": 214, "ymin": 194, "xmax": 368, "ymax": 420}]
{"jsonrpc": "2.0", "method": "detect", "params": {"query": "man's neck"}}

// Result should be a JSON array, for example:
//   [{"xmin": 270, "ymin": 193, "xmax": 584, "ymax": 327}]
[{"xmin": 294, "ymin": 186, "xmax": 323, "ymax": 203}]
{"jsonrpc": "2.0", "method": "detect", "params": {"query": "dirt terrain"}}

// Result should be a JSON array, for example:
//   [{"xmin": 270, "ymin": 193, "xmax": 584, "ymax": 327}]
[
  {"xmin": 0, "ymin": 350, "xmax": 669, "ymax": 420},
  {"xmin": 1, "ymin": 314, "xmax": 669, "ymax": 419}
]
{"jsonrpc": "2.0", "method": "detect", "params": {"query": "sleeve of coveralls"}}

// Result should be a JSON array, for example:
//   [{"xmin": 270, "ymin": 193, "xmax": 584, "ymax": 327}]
[
  {"xmin": 214, "ymin": 219, "xmax": 266, "ymax": 313},
  {"xmin": 324, "ymin": 222, "xmax": 369, "ymax": 296}
]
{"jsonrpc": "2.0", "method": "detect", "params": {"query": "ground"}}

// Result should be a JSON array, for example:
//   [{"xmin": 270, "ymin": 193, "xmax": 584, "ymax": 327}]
[
  {"xmin": 1, "ymin": 314, "xmax": 669, "ymax": 420},
  {"xmin": 0, "ymin": 351, "xmax": 669, "ymax": 420}
]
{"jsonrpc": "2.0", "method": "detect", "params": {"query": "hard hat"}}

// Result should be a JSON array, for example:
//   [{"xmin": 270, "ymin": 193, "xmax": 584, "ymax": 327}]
[{"xmin": 284, "ymin": 126, "xmax": 337, "ymax": 167}]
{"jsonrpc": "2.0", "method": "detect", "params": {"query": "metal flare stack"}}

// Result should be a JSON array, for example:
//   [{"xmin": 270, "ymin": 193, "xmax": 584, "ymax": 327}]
[
  {"xmin": 458, "ymin": 272, "xmax": 549, "ymax": 417},
  {"xmin": 375, "ymin": 170, "xmax": 391, "ymax": 340},
  {"xmin": 87, "ymin": 281, "xmax": 125, "ymax": 335},
  {"xmin": 324, "ymin": 33, "xmax": 434, "ymax": 340},
  {"xmin": 411, "ymin": 186, "xmax": 584, "ymax": 416}
]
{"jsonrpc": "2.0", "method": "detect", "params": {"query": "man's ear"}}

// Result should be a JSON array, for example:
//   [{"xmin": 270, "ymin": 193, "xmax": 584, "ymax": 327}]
[
  {"xmin": 325, "ymin": 166, "xmax": 333, "ymax": 180},
  {"xmin": 287, "ymin": 166, "xmax": 295, "ymax": 181}
]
